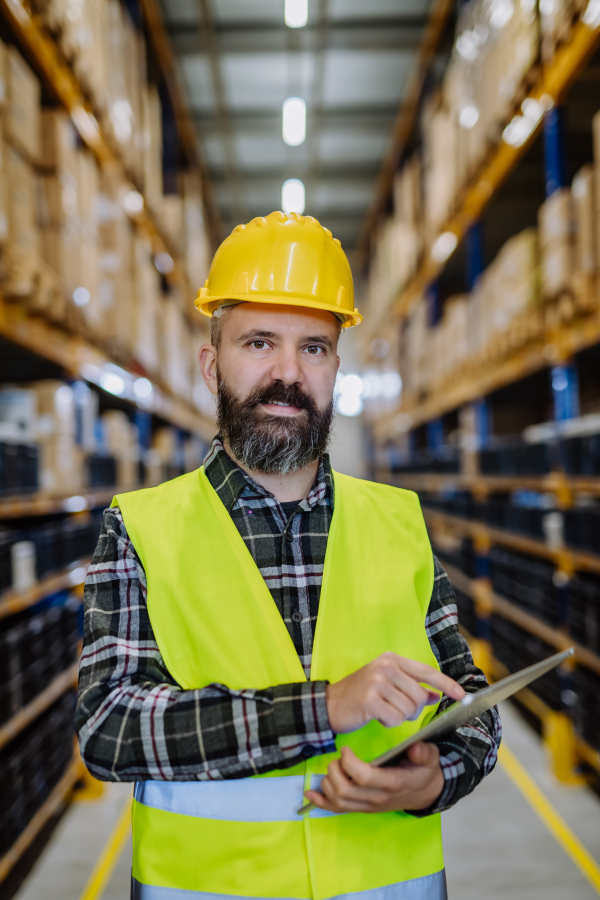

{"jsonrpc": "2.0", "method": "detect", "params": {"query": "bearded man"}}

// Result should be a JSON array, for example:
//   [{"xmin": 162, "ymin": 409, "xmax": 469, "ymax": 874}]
[{"xmin": 77, "ymin": 212, "xmax": 501, "ymax": 900}]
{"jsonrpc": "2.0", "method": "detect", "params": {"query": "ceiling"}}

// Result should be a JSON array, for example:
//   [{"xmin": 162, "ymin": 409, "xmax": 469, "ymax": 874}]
[{"xmin": 159, "ymin": 0, "xmax": 433, "ymax": 253}]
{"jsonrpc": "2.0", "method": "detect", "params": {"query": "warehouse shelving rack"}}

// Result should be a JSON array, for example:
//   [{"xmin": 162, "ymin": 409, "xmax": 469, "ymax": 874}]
[
  {"xmin": 0, "ymin": 660, "xmax": 79, "ymax": 751},
  {"xmin": 365, "ymin": 15, "xmax": 600, "ymax": 349},
  {"xmin": 374, "ymin": 299, "xmax": 600, "ymax": 439},
  {"xmin": 372, "ymin": 476, "xmax": 600, "ymax": 779},
  {"xmin": 457, "ymin": 617, "xmax": 600, "ymax": 783},
  {"xmin": 0, "ymin": 294, "xmax": 216, "ymax": 442},
  {"xmin": 0, "ymin": 0, "xmax": 220, "ymax": 258},
  {"xmin": 0, "ymin": 556, "xmax": 90, "ymax": 618},
  {"xmin": 0, "ymin": 751, "xmax": 83, "ymax": 883},
  {"xmin": 364, "ymin": 1, "xmax": 600, "ymax": 787},
  {"xmin": 0, "ymin": 0, "xmax": 218, "ymax": 443},
  {"xmin": 0, "ymin": 1, "xmax": 220, "ymax": 887}
]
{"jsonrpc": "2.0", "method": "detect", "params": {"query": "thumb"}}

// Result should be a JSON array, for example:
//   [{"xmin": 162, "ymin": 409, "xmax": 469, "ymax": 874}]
[{"xmin": 407, "ymin": 741, "xmax": 438, "ymax": 767}]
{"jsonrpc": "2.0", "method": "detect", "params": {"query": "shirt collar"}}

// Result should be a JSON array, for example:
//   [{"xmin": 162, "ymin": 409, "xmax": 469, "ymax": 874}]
[{"xmin": 203, "ymin": 436, "xmax": 334, "ymax": 512}]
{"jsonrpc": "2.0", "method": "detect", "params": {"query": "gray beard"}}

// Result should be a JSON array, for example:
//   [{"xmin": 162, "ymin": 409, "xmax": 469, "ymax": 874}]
[{"xmin": 216, "ymin": 376, "xmax": 334, "ymax": 475}]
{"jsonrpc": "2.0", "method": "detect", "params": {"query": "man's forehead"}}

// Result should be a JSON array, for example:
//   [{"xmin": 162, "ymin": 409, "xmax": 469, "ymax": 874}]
[{"xmin": 223, "ymin": 302, "xmax": 341, "ymax": 337}]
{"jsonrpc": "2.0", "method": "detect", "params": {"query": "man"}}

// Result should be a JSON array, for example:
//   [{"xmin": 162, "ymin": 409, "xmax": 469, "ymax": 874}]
[{"xmin": 77, "ymin": 211, "xmax": 501, "ymax": 900}]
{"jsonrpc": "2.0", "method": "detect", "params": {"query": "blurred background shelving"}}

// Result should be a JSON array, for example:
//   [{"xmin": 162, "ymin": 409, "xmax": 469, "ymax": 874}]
[
  {"xmin": 0, "ymin": 0, "xmax": 220, "ymax": 888},
  {"xmin": 358, "ymin": 0, "xmax": 600, "ymax": 804},
  {"xmin": 1, "ymin": 0, "xmax": 600, "ymax": 897}
]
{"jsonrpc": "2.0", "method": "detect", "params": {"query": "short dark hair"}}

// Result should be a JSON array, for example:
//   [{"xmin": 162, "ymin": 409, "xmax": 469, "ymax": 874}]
[{"xmin": 209, "ymin": 306, "xmax": 233, "ymax": 351}]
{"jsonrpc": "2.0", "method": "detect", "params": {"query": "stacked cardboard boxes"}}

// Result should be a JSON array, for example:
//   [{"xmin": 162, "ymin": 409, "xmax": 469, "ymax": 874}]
[
  {"xmin": 33, "ymin": 381, "xmax": 84, "ymax": 494},
  {"xmin": 538, "ymin": 188, "xmax": 576, "ymax": 299},
  {"xmin": 2, "ymin": 48, "xmax": 41, "ymax": 299},
  {"xmin": 101, "ymin": 410, "xmax": 139, "ymax": 490},
  {"xmin": 96, "ymin": 162, "xmax": 136, "ymax": 359},
  {"xmin": 0, "ymin": 33, "xmax": 211, "ymax": 414}
]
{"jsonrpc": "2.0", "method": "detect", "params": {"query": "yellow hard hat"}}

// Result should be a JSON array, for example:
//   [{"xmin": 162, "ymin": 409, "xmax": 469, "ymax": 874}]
[{"xmin": 195, "ymin": 210, "xmax": 362, "ymax": 328}]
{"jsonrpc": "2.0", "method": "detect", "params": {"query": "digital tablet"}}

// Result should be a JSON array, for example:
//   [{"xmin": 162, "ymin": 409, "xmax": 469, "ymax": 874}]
[{"xmin": 297, "ymin": 647, "xmax": 573, "ymax": 814}]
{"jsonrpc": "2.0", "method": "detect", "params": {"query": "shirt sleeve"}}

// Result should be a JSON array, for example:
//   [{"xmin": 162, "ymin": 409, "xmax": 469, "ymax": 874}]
[
  {"xmin": 75, "ymin": 507, "xmax": 335, "ymax": 782},
  {"xmin": 410, "ymin": 555, "xmax": 502, "ymax": 817}
]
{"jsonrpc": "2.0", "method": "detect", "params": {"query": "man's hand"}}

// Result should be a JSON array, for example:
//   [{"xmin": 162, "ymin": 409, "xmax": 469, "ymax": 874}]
[
  {"xmin": 304, "ymin": 743, "xmax": 444, "ymax": 814},
  {"xmin": 325, "ymin": 652, "xmax": 465, "ymax": 734}
]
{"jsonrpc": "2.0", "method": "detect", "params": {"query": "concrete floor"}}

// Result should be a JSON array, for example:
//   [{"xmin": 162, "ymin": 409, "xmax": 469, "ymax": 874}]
[
  {"xmin": 14, "ymin": 702, "xmax": 600, "ymax": 900},
  {"xmin": 444, "ymin": 703, "xmax": 600, "ymax": 899}
]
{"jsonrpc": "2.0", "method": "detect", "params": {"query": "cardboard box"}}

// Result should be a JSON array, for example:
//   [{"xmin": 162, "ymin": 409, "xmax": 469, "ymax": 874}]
[
  {"xmin": 538, "ymin": 188, "xmax": 574, "ymax": 246},
  {"xmin": 133, "ymin": 235, "xmax": 160, "ymax": 375},
  {"xmin": 0, "ymin": 388, "xmax": 37, "ymax": 443},
  {"xmin": 38, "ymin": 434, "xmax": 84, "ymax": 494},
  {"xmin": 572, "ymin": 164, "xmax": 596, "ymax": 275},
  {"xmin": 3, "ymin": 145, "xmax": 39, "ymax": 295},
  {"xmin": 6, "ymin": 47, "xmax": 41, "ymax": 164},
  {"xmin": 32, "ymin": 380, "xmax": 76, "ymax": 439},
  {"xmin": 541, "ymin": 240, "xmax": 575, "ymax": 298},
  {"xmin": 41, "ymin": 109, "xmax": 79, "ymax": 172}
]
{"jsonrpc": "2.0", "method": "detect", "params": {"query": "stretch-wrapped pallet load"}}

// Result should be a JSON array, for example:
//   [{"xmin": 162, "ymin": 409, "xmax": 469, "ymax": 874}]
[
  {"xmin": 422, "ymin": 90, "xmax": 458, "ymax": 243},
  {"xmin": 97, "ymin": 163, "xmax": 136, "ymax": 359},
  {"xmin": 184, "ymin": 171, "xmax": 211, "ymax": 293},
  {"xmin": 538, "ymin": 188, "xmax": 575, "ymax": 300},
  {"xmin": 32, "ymin": 381, "xmax": 84, "ymax": 495},
  {"xmin": 161, "ymin": 294, "xmax": 190, "ymax": 402},
  {"xmin": 594, "ymin": 111, "xmax": 600, "ymax": 275},
  {"xmin": 101, "ymin": 410, "xmax": 139, "ymax": 490},
  {"xmin": 392, "ymin": 158, "xmax": 422, "ymax": 292},
  {"xmin": 572, "ymin": 164, "xmax": 597, "ymax": 311},
  {"xmin": 133, "ymin": 235, "xmax": 161, "ymax": 377}
]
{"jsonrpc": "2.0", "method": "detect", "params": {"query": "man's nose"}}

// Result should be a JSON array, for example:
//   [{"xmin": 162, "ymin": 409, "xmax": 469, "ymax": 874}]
[{"xmin": 269, "ymin": 348, "xmax": 303, "ymax": 385}]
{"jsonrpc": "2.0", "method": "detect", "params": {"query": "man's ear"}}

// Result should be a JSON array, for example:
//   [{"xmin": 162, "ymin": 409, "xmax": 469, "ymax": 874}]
[{"xmin": 199, "ymin": 344, "xmax": 218, "ymax": 396}]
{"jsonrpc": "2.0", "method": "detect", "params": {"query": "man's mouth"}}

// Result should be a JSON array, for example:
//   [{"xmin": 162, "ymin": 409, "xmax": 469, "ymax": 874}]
[{"xmin": 260, "ymin": 400, "xmax": 304, "ymax": 416}]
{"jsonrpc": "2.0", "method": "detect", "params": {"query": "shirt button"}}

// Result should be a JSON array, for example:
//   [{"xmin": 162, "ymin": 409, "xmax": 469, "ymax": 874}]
[
  {"xmin": 291, "ymin": 610, "xmax": 303, "ymax": 624},
  {"xmin": 285, "ymin": 531, "xmax": 293, "ymax": 543}
]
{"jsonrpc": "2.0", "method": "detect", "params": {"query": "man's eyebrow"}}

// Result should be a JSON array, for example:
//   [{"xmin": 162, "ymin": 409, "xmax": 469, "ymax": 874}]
[
  {"xmin": 236, "ymin": 330, "xmax": 278, "ymax": 342},
  {"xmin": 304, "ymin": 335, "xmax": 334, "ymax": 350}
]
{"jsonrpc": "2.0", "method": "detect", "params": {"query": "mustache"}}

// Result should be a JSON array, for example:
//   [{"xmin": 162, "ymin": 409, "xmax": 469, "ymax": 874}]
[{"xmin": 244, "ymin": 381, "xmax": 318, "ymax": 414}]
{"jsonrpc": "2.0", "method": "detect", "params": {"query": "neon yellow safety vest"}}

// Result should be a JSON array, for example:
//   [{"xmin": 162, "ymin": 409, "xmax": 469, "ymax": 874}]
[{"xmin": 114, "ymin": 467, "xmax": 446, "ymax": 900}]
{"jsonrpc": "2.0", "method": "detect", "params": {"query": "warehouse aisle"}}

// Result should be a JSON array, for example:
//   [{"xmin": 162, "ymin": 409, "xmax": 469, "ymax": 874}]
[
  {"xmin": 444, "ymin": 702, "xmax": 600, "ymax": 899},
  {"xmin": 14, "ymin": 781, "xmax": 132, "ymax": 900},
  {"xmin": 13, "ymin": 702, "xmax": 600, "ymax": 900}
]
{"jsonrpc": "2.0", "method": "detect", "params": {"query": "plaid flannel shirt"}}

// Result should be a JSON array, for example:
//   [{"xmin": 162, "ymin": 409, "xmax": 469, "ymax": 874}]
[{"xmin": 76, "ymin": 438, "xmax": 500, "ymax": 815}]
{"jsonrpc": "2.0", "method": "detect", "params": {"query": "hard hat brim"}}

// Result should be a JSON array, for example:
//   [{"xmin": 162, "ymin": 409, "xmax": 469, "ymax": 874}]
[{"xmin": 195, "ymin": 294, "xmax": 362, "ymax": 328}]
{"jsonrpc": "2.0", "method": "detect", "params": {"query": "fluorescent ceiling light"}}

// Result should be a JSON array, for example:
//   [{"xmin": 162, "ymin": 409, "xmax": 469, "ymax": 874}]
[
  {"xmin": 282, "ymin": 97, "xmax": 306, "ymax": 146},
  {"xmin": 282, "ymin": 178, "xmax": 305, "ymax": 214},
  {"xmin": 285, "ymin": 0, "xmax": 308, "ymax": 28}
]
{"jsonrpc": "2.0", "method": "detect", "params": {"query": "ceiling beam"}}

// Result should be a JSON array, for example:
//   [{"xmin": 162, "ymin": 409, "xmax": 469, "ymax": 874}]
[
  {"xmin": 192, "ymin": 105, "xmax": 399, "ymax": 135},
  {"xmin": 207, "ymin": 164, "xmax": 379, "ymax": 183},
  {"xmin": 166, "ymin": 16, "xmax": 428, "ymax": 56}
]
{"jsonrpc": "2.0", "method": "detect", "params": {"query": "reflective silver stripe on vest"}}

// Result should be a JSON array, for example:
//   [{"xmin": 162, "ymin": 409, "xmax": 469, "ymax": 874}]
[
  {"xmin": 134, "ymin": 775, "xmax": 337, "ymax": 822},
  {"xmin": 131, "ymin": 871, "xmax": 447, "ymax": 900}
]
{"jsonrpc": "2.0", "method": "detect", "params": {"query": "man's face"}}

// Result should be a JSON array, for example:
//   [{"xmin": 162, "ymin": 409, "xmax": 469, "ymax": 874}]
[{"xmin": 199, "ymin": 303, "xmax": 341, "ymax": 474}]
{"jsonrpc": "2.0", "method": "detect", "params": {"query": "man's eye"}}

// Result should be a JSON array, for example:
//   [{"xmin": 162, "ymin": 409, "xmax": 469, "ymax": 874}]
[
  {"xmin": 305, "ymin": 345, "xmax": 323, "ymax": 355},
  {"xmin": 251, "ymin": 340, "xmax": 267, "ymax": 349}
]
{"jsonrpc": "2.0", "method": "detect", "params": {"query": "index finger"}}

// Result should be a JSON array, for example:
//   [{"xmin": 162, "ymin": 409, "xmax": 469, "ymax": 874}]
[{"xmin": 395, "ymin": 657, "xmax": 465, "ymax": 701}]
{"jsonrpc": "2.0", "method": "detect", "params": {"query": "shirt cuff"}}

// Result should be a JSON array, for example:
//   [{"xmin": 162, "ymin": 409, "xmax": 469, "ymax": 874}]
[
  {"xmin": 406, "ymin": 749, "xmax": 465, "ymax": 818},
  {"xmin": 271, "ymin": 680, "xmax": 336, "ymax": 764}
]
